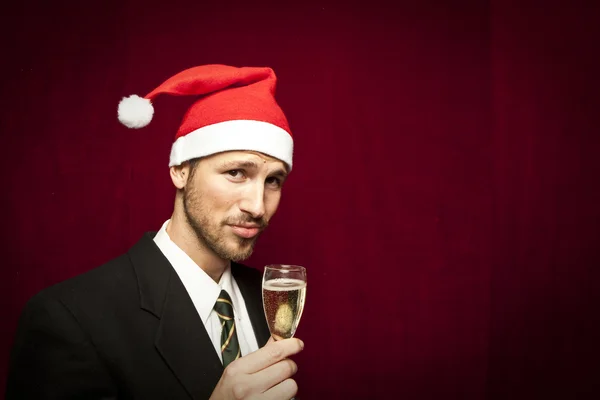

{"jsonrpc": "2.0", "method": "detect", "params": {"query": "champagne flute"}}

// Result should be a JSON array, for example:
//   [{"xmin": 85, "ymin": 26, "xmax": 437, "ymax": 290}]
[{"xmin": 262, "ymin": 265, "xmax": 307, "ymax": 341}]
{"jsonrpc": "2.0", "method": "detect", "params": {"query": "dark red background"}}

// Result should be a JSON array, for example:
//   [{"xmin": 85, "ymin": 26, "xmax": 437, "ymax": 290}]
[{"xmin": 2, "ymin": 0, "xmax": 599, "ymax": 398}]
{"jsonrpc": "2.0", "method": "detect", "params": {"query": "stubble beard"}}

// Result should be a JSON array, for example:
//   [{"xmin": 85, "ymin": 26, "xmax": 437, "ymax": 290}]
[{"xmin": 182, "ymin": 183, "xmax": 263, "ymax": 262}]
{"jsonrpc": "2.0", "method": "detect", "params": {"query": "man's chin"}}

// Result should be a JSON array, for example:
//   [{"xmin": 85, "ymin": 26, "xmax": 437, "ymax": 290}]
[
  {"xmin": 227, "ymin": 249, "xmax": 254, "ymax": 262},
  {"xmin": 219, "ymin": 239, "xmax": 256, "ymax": 262}
]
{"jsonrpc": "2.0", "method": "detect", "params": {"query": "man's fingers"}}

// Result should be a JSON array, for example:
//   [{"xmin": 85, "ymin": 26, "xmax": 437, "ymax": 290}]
[
  {"xmin": 214, "ymin": 339, "xmax": 303, "ymax": 400},
  {"xmin": 252, "ymin": 358, "xmax": 297, "ymax": 393},
  {"xmin": 237, "ymin": 338, "xmax": 304, "ymax": 374},
  {"xmin": 261, "ymin": 378, "xmax": 298, "ymax": 400}
]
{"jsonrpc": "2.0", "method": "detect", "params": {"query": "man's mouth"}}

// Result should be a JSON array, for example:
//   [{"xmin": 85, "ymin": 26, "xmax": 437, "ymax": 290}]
[{"xmin": 229, "ymin": 224, "xmax": 261, "ymax": 239}]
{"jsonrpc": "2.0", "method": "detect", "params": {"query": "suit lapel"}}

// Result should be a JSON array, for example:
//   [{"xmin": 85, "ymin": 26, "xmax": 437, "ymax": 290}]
[
  {"xmin": 232, "ymin": 263, "xmax": 271, "ymax": 347},
  {"xmin": 128, "ymin": 233, "xmax": 223, "ymax": 400},
  {"xmin": 154, "ymin": 273, "xmax": 223, "ymax": 399}
]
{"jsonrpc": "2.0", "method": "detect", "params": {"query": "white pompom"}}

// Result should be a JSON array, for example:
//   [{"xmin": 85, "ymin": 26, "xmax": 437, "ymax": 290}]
[{"xmin": 117, "ymin": 95, "xmax": 154, "ymax": 128}]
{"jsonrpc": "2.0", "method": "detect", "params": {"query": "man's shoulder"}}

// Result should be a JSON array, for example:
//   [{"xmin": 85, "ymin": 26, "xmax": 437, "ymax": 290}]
[
  {"xmin": 34, "ymin": 252, "xmax": 136, "ymax": 304},
  {"xmin": 38, "ymin": 232, "xmax": 160, "ymax": 301}
]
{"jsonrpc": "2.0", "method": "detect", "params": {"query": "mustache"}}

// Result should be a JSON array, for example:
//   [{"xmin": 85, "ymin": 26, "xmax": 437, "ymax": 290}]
[{"xmin": 223, "ymin": 215, "xmax": 268, "ymax": 229}]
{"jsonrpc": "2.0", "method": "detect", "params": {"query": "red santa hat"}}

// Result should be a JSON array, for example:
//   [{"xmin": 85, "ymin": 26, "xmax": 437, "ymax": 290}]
[{"xmin": 117, "ymin": 64, "xmax": 294, "ymax": 169}]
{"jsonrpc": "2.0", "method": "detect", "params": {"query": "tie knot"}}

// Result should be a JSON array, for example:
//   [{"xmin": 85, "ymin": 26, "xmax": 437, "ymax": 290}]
[{"xmin": 214, "ymin": 289, "xmax": 234, "ymax": 320}]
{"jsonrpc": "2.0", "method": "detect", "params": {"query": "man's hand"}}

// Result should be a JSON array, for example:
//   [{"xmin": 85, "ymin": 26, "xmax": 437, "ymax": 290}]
[{"xmin": 209, "ymin": 337, "xmax": 304, "ymax": 400}]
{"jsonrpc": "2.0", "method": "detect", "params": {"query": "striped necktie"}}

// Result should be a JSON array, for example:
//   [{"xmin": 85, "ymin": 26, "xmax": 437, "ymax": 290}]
[{"xmin": 214, "ymin": 290, "xmax": 241, "ymax": 367}]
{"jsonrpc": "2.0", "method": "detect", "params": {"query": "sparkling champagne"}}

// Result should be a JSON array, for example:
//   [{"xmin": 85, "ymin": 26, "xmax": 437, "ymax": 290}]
[{"xmin": 262, "ymin": 278, "xmax": 307, "ymax": 340}]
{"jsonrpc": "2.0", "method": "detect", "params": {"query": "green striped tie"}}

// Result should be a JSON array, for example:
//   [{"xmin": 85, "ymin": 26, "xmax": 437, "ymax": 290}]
[{"xmin": 214, "ymin": 290, "xmax": 241, "ymax": 368}]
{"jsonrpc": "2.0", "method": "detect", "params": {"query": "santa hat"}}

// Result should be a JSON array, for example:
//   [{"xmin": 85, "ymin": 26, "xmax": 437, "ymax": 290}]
[{"xmin": 117, "ymin": 64, "xmax": 294, "ymax": 169}]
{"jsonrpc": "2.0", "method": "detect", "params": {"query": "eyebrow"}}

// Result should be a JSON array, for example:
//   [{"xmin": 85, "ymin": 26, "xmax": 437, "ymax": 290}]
[
  {"xmin": 218, "ymin": 160, "xmax": 259, "ymax": 170},
  {"xmin": 219, "ymin": 160, "xmax": 289, "ymax": 180},
  {"xmin": 270, "ymin": 168, "xmax": 289, "ymax": 180}
]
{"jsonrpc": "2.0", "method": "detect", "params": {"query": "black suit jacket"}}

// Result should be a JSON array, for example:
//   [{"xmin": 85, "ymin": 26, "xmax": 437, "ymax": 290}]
[{"xmin": 6, "ymin": 233, "xmax": 270, "ymax": 399}]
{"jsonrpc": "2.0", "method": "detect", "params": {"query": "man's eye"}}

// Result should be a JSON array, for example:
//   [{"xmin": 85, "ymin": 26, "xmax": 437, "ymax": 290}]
[
  {"xmin": 266, "ymin": 177, "xmax": 282, "ymax": 188},
  {"xmin": 227, "ymin": 170, "xmax": 245, "ymax": 179}
]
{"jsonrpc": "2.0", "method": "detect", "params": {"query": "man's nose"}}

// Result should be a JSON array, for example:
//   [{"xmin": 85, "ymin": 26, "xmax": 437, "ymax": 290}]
[{"xmin": 238, "ymin": 182, "xmax": 266, "ymax": 219}]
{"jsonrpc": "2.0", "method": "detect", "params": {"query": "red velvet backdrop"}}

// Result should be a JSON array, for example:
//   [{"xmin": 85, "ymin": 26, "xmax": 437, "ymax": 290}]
[{"xmin": 2, "ymin": 0, "xmax": 599, "ymax": 398}]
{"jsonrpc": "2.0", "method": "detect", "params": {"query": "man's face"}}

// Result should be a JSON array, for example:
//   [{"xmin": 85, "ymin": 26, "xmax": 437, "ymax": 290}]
[{"xmin": 182, "ymin": 151, "xmax": 288, "ymax": 262}]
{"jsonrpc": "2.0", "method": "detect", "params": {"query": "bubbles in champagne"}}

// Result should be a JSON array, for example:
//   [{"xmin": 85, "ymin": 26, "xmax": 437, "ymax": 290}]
[{"xmin": 262, "ymin": 278, "xmax": 307, "ymax": 340}]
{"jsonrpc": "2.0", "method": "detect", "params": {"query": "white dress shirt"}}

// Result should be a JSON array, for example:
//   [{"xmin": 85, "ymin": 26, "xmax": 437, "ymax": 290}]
[{"xmin": 153, "ymin": 220, "xmax": 259, "ymax": 363}]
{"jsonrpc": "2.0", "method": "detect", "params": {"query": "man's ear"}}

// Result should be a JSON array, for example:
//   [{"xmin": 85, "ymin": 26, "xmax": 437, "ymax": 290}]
[{"xmin": 170, "ymin": 163, "xmax": 190, "ymax": 190}]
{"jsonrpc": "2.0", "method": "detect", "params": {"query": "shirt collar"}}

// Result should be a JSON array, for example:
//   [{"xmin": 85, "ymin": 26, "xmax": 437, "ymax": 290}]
[{"xmin": 153, "ymin": 219, "xmax": 236, "ymax": 324}]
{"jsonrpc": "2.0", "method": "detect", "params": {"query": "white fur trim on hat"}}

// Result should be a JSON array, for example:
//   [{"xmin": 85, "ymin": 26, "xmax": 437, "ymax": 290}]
[
  {"xmin": 118, "ymin": 95, "xmax": 154, "ymax": 128},
  {"xmin": 169, "ymin": 120, "xmax": 294, "ymax": 169}
]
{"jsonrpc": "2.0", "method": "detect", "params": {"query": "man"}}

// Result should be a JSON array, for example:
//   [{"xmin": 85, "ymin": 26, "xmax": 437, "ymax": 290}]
[{"xmin": 6, "ymin": 64, "xmax": 304, "ymax": 399}]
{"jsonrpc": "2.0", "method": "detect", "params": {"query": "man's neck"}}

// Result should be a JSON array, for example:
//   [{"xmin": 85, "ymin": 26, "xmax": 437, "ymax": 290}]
[{"xmin": 165, "ymin": 214, "xmax": 229, "ymax": 283}]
